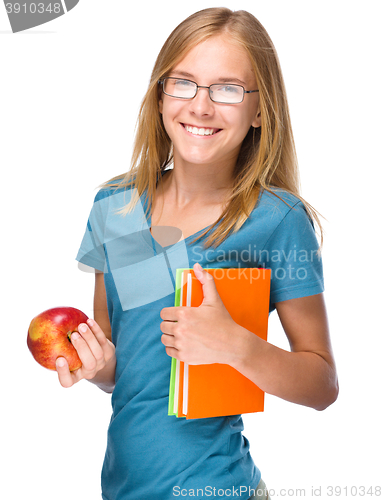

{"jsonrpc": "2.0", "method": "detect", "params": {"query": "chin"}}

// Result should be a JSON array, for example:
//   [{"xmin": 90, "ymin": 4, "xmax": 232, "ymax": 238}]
[{"xmin": 175, "ymin": 149, "xmax": 223, "ymax": 168}]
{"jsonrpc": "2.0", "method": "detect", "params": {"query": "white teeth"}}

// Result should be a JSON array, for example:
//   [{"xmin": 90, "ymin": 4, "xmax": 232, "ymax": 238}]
[{"xmin": 185, "ymin": 125, "xmax": 216, "ymax": 136}]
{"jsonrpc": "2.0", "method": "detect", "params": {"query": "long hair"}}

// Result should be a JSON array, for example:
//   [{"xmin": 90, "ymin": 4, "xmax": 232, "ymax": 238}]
[{"xmin": 103, "ymin": 7, "xmax": 323, "ymax": 248}]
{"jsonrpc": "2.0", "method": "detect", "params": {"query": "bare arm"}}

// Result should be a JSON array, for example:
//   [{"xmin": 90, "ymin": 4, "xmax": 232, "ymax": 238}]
[
  {"xmin": 93, "ymin": 271, "xmax": 112, "ymax": 341},
  {"xmin": 230, "ymin": 293, "xmax": 339, "ymax": 410},
  {"xmin": 88, "ymin": 272, "xmax": 116, "ymax": 393},
  {"xmin": 56, "ymin": 272, "xmax": 116, "ymax": 393}
]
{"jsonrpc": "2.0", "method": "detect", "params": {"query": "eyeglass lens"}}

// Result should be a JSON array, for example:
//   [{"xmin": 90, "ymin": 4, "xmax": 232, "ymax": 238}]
[{"xmin": 163, "ymin": 78, "xmax": 244, "ymax": 104}]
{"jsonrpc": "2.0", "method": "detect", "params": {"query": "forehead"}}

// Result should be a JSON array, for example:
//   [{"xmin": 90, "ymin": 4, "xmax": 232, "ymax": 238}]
[{"xmin": 171, "ymin": 35, "xmax": 256, "ymax": 86}]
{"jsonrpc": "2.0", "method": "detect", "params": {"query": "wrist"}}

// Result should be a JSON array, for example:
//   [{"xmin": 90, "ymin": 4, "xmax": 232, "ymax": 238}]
[
  {"xmin": 224, "ymin": 322, "xmax": 261, "ymax": 371},
  {"xmin": 88, "ymin": 353, "xmax": 116, "ymax": 393},
  {"xmin": 226, "ymin": 323, "xmax": 255, "ymax": 371}
]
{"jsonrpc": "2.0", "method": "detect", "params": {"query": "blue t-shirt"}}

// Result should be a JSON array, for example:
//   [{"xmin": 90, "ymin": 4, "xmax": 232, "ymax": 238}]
[{"xmin": 76, "ymin": 178, "xmax": 324, "ymax": 500}]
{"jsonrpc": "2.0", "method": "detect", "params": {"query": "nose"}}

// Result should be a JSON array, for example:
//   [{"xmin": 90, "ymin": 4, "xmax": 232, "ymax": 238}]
[{"xmin": 188, "ymin": 86, "xmax": 215, "ymax": 116}]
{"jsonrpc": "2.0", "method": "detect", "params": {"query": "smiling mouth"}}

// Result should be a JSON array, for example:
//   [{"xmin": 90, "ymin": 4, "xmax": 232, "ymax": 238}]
[{"xmin": 182, "ymin": 123, "xmax": 222, "ymax": 136}]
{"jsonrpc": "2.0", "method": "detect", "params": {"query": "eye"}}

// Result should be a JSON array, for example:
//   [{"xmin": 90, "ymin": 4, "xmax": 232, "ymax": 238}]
[
  {"xmin": 174, "ymin": 79, "xmax": 194, "ymax": 88},
  {"xmin": 218, "ymin": 85, "xmax": 241, "ymax": 94}
]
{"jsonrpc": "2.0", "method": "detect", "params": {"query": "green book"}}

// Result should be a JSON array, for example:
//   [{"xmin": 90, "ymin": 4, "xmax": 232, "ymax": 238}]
[{"xmin": 168, "ymin": 268, "xmax": 191, "ymax": 417}]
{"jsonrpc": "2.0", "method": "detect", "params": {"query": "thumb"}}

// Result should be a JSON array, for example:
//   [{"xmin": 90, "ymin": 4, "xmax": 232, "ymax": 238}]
[{"xmin": 193, "ymin": 263, "xmax": 222, "ymax": 306}]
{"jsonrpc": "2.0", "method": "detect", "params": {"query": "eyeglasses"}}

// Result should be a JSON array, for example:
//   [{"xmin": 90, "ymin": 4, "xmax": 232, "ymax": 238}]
[{"xmin": 158, "ymin": 77, "xmax": 259, "ymax": 104}]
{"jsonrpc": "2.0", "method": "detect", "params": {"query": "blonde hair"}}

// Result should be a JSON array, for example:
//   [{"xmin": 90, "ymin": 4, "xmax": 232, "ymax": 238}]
[{"xmin": 103, "ymin": 7, "xmax": 323, "ymax": 248}]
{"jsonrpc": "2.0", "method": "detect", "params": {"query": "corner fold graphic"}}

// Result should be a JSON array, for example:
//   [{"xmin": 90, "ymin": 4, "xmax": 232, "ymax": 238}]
[
  {"xmin": 4, "ymin": 0, "xmax": 80, "ymax": 33},
  {"xmin": 63, "ymin": 0, "xmax": 80, "ymax": 12}
]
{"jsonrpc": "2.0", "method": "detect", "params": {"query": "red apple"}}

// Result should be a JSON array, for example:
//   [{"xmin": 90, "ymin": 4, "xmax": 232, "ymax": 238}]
[{"xmin": 27, "ymin": 307, "xmax": 88, "ymax": 371}]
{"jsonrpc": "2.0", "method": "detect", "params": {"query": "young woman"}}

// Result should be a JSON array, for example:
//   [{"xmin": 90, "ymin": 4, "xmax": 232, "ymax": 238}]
[{"xmin": 56, "ymin": 8, "xmax": 338, "ymax": 500}]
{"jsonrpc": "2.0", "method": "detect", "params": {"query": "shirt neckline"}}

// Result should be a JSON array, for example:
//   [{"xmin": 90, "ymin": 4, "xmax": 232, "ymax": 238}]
[{"xmin": 142, "ymin": 169, "xmax": 213, "ymax": 252}]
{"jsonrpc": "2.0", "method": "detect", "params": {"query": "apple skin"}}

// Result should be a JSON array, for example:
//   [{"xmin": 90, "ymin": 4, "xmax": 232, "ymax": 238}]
[{"xmin": 27, "ymin": 307, "xmax": 88, "ymax": 372}]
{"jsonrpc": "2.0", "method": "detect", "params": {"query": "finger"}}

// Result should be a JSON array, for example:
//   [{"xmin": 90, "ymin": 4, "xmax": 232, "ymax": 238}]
[
  {"xmin": 77, "ymin": 323, "xmax": 104, "ymax": 362},
  {"xmin": 70, "ymin": 332, "xmax": 98, "ymax": 372},
  {"xmin": 86, "ymin": 319, "xmax": 111, "ymax": 349},
  {"xmin": 56, "ymin": 357, "xmax": 75, "ymax": 388},
  {"xmin": 165, "ymin": 346, "xmax": 179, "ymax": 359},
  {"xmin": 160, "ymin": 307, "xmax": 179, "ymax": 321},
  {"xmin": 161, "ymin": 332, "xmax": 175, "ymax": 347},
  {"xmin": 160, "ymin": 320, "xmax": 177, "ymax": 336},
  {"xmin": 193, "ymin": 264, "xmax": 220, "ymax": 306}
]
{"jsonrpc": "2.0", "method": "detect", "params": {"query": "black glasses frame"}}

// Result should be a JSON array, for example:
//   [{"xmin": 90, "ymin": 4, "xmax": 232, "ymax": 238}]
[{"xmin": 158, "ymin": 77, "xmax": 259, "ymax": 104}]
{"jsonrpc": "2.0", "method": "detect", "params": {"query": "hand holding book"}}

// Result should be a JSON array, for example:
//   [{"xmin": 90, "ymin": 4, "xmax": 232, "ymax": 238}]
[{"xmin": 160, "ymin": 263, "xmax": 242, "ymax": 366}]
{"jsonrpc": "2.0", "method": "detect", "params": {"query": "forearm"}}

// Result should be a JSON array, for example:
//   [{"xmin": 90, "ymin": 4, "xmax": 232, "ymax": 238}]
[
  {"xmin": 87, "ymin": 354, "xmax": 116, "ymax": 394},
  {"xmin": 228, "ymin": 324, "xmax": 338, "ymax": 411}
]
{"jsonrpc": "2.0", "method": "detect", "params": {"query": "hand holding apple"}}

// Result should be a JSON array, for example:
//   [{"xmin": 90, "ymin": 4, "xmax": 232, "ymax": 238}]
[
  {"xmin": 27, "ymin": 306, "xmax": 116, "ymax": 390},
  {"xmin": 27, "ymin": 307, "xmax": 88, "ymax": 371},
  {"xmin": 55, "ymin": 317, "xmax": 116, "ymax": 390}
]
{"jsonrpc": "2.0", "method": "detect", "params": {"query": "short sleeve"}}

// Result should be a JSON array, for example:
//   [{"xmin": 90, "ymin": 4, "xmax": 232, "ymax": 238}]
[
  {"xmin": 75, "ymin": 190, "xmax": 110, "ymax": 273},
  {"xmin": 259, "ymin": 201, "xmax": 324, "ymax": 309}
]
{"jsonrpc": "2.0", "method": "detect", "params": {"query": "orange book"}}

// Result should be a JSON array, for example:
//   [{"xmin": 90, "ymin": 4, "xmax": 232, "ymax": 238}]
[{"xmin": 169, "ymin": 267, "xmax": 271, "ymax": 419}]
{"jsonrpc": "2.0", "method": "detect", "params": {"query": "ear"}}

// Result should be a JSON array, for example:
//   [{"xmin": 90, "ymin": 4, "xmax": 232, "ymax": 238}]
[{"xmin": 252, "ymin": 107, "xmax": 261, "ymax": 128}]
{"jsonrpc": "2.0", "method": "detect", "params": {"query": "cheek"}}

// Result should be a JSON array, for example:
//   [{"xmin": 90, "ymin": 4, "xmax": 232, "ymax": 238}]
[
  {"xmin": 230, "ymin": 110, "xmax": 255, "ymax": 140},
  {"xmin": 161, "ymin": 111, "xmax": 173, "ymax": 140},
  {"xmin": 160, "ymin": 100, "xmax": 183, "ymax": 137},
  {"xmin": 237, "ymin": 107, "xmax": 259, "ymax": 137}
]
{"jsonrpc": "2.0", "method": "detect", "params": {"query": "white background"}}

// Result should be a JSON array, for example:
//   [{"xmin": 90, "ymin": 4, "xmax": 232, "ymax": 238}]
[{"xmin": 1, "ymin": 1, "xmax": 382, "ymax": 499}]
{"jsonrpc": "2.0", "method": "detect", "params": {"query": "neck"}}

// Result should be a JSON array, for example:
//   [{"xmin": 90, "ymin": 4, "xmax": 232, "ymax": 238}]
[{"xmin": 161, "ymin": 159, "xmax": 236, "ymax": 208}]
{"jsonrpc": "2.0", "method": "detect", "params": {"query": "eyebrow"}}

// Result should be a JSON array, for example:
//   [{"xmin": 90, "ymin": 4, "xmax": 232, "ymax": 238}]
[{"xmin": 169, "ymin": 70, "xmax": 247, "ymax": 86}]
